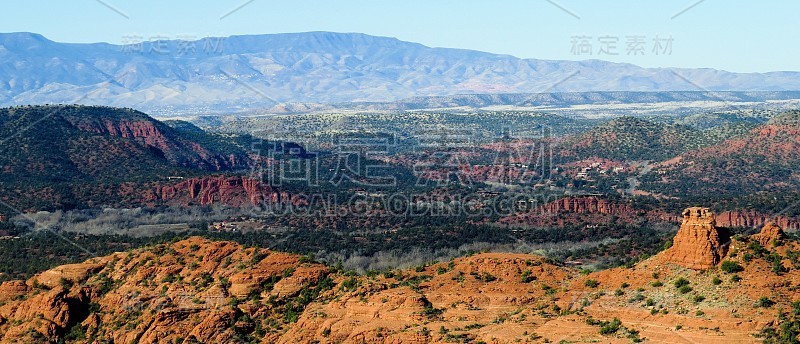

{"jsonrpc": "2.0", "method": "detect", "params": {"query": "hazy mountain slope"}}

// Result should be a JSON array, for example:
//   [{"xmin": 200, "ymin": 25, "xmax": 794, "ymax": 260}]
[
  {"xmin": 0, "ymin": 105, "xmax": 254, "ymax": 210},
  {"xmin": 557, "ymin": 117, "xmax": 709, "ymax": 161},
  {"xmin": 2, "ymin": 32, "xmax": 800, "ymax": 113},
  {"xmin": 643, "ymin": 111, "xmax": 800, "ymax": 197}
]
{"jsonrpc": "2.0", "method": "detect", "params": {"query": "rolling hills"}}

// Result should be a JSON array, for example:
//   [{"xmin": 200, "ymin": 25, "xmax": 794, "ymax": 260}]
[
  {"xmin": 554, "ymin": 116, "xmax": 752, "ymax": 162},
  {"xmin": 644, "ymin": 110, "xmax": 800, "ymax": 198}
]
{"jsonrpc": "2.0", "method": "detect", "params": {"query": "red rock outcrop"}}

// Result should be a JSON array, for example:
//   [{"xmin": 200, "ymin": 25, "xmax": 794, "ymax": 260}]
[
  {"xmin": 751, "ymin": 222, "xmax": 787, "ymax": 247},
  {"xmin": 497, "ymin": 196, "xmax": 637, "ymax": 227},
  {"xmin": 0, "ymin": 281, "xmax": 28, "ymax": 302},
  {"xmin": 29, "ymin": 262, "xmax": 105, "ymax": 289},
  {"xmin": 152, "ymin": 176, "xmax": 307, "ymax": 207},
  {"xmin": 66, "ymin": 112, "xmax": 250, "ymax": 171},
  {"xmin": 540, "ymin": 196, "xmax": 632, "ymax": 215},
  {"xmin": 717, "ymin": 210, "xmax": 800, "ymax": 230},
  {"xmin": 662, "ymin": 207, "xmax": 725, "ymax": 270},
  {"xmin": 4, "ymin": 235, "xmax": 800, "ymax": 343}
]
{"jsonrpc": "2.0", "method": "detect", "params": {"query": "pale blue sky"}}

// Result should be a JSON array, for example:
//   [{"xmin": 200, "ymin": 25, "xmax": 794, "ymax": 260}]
[{"xmin": 1, "ymin": 0, "xmax": 797, "ymax": 72}]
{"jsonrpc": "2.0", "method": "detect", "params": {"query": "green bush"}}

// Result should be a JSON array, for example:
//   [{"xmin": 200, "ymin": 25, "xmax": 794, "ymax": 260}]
[
  {"xmin": 673, "ymin": 277, "xmax": 689, "ymax": 288},
  {"xmin": 520, "ymin": 270, "xmax": 535, "ymax": 283},
  {"xmin": 478, "ymin": 272, "xmax": 497, "ymax": 283},
  {"xmin": 340, "ymin": 277, "xmax": 359, "ymax": 292},
  {"xmin": 585, "ymin": 279, "xmax": 600, "ymax": 288},
  {"xmin": 720, "ymin": 261, "xmax": 744, "ymax": 273},
  {"xmin": 757, "ymin": 297, "xmax": 776, "ymax": 308},
  {"xmin": 600, "ymin": 318, "xmax": 622, "ymax": 335}
]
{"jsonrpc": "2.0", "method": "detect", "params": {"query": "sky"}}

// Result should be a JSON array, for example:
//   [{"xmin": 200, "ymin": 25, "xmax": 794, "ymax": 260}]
[{"xmin": 1, "ymin": 0, "xmax": 797, "ymax": 73}]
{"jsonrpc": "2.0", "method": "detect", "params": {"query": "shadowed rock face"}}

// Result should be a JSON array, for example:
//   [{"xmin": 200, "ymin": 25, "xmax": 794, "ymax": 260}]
[{"xmin": 663, "ymin": 207, "xmax": 726, "ymax": 270}]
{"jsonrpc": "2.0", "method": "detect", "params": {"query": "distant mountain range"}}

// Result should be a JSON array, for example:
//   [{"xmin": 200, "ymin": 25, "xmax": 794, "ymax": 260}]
[{"xmin": 2, "ymin": 31, "xmax": 800, "ymax": 114}]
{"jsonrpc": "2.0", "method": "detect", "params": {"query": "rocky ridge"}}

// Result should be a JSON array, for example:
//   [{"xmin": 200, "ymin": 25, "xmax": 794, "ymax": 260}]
[{"xmin": 1, "ymin": 208, "xmax": 799, "ymax": 343}]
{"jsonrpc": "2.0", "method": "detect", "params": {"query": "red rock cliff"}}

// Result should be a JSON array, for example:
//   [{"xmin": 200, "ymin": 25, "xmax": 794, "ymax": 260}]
[
  {"xmin": 68, "ymin": 115, "xmax": 249, "ymax": 171},
  {"xmin": 716, "ymin": 210, "xmax": 800, "ymax": 231},
  {"xmin": 540, "ymin": 196, "xmax": 632, "ymax": 215},
  {"xmin": 153, "ymin": 176, "xmax": 303, "ymax": 207}
]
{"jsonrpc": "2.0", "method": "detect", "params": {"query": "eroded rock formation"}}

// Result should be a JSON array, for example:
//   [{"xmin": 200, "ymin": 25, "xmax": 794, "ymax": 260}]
[
  {"xmin": 3, "ymin": 232, "xmax": 800, "ymax": 343},
  {"xmin": 751, "ymin": 222, "xmax": 787, "ymax": 247},
  {"xmin": 717, "ymin": 210, "xmax": 800, "ymax": 231},
  {"xmin": 540, "ymin": 196, "xmax": 633, "ymax": 215},
  {"xmin": 662, "ymin": 207, "xmax": 726, "ymax": 270},
  {"xmin": 152, "ymin": 176, "xmax": 304, "ymax": 207}
]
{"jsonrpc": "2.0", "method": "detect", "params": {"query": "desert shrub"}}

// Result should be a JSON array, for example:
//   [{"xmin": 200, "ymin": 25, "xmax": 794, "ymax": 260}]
[
  {"xmin": 628, "ymin": 293, "xmax": 645, "ymax": 303},
  {"xmin": 474, "ymin": 272, "xmax": 496, "ymax": 282},
  {"xmin": 598, "ymin": 318, "xmax": 622, "ymax": 335},
  {"xmin": 419, "ymin": 297, "xmax": 444, "ymax": 319},
  {"xmin": 673, "ymin": 277, "xmax": 689, "ymax": 288},
  {"xmin": 758, "ymin": 301, "xmax": 800, "ymax": 343},
  {"xmin": 749, "ymin": 241, "xmax": 768, "ymax": 257},
  {"xmin": 758, "ymin": 297, "xmax": 776, "ymax": 308},
  {"xmin": 767, "ymin": 253, "xmax": 788, "ymax": 275},
  {"xmin": 339, "ymin": 277, "xmax": 359, "ymax": 292},
  {"xmin": 721, "ymin": 260, "xmax": 744, "ymax": 273},
  {"xmin": 520, "ymin": 270, "xmax": 535, "ymax": 283}
]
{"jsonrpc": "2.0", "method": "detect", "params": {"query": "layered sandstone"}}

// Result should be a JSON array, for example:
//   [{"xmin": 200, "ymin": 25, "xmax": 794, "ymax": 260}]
[
  {"xmin": 66, "ymin": 114, "xmax": 250, "ymax": 171},
  {"xmin": 662, "ymin": 207, "xmax": 725, "ymax": 270},
  {"xmin": 717, "ymin": 210, "xmax": 800, "ymax": 230},
  {"xmin": 152, "ymin": 176, "xmax": 305, "ymax": 207},
  {"xmin": 29, "ymin": 262, "xmax": 105, "ymax": 289},
  {"xmin": 498, "ymin": 196, "xmax": 637, "ymax": 227},
  {"xmin": 540, "ymin": 196, "xmax": 632, "ymax": 215}
]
